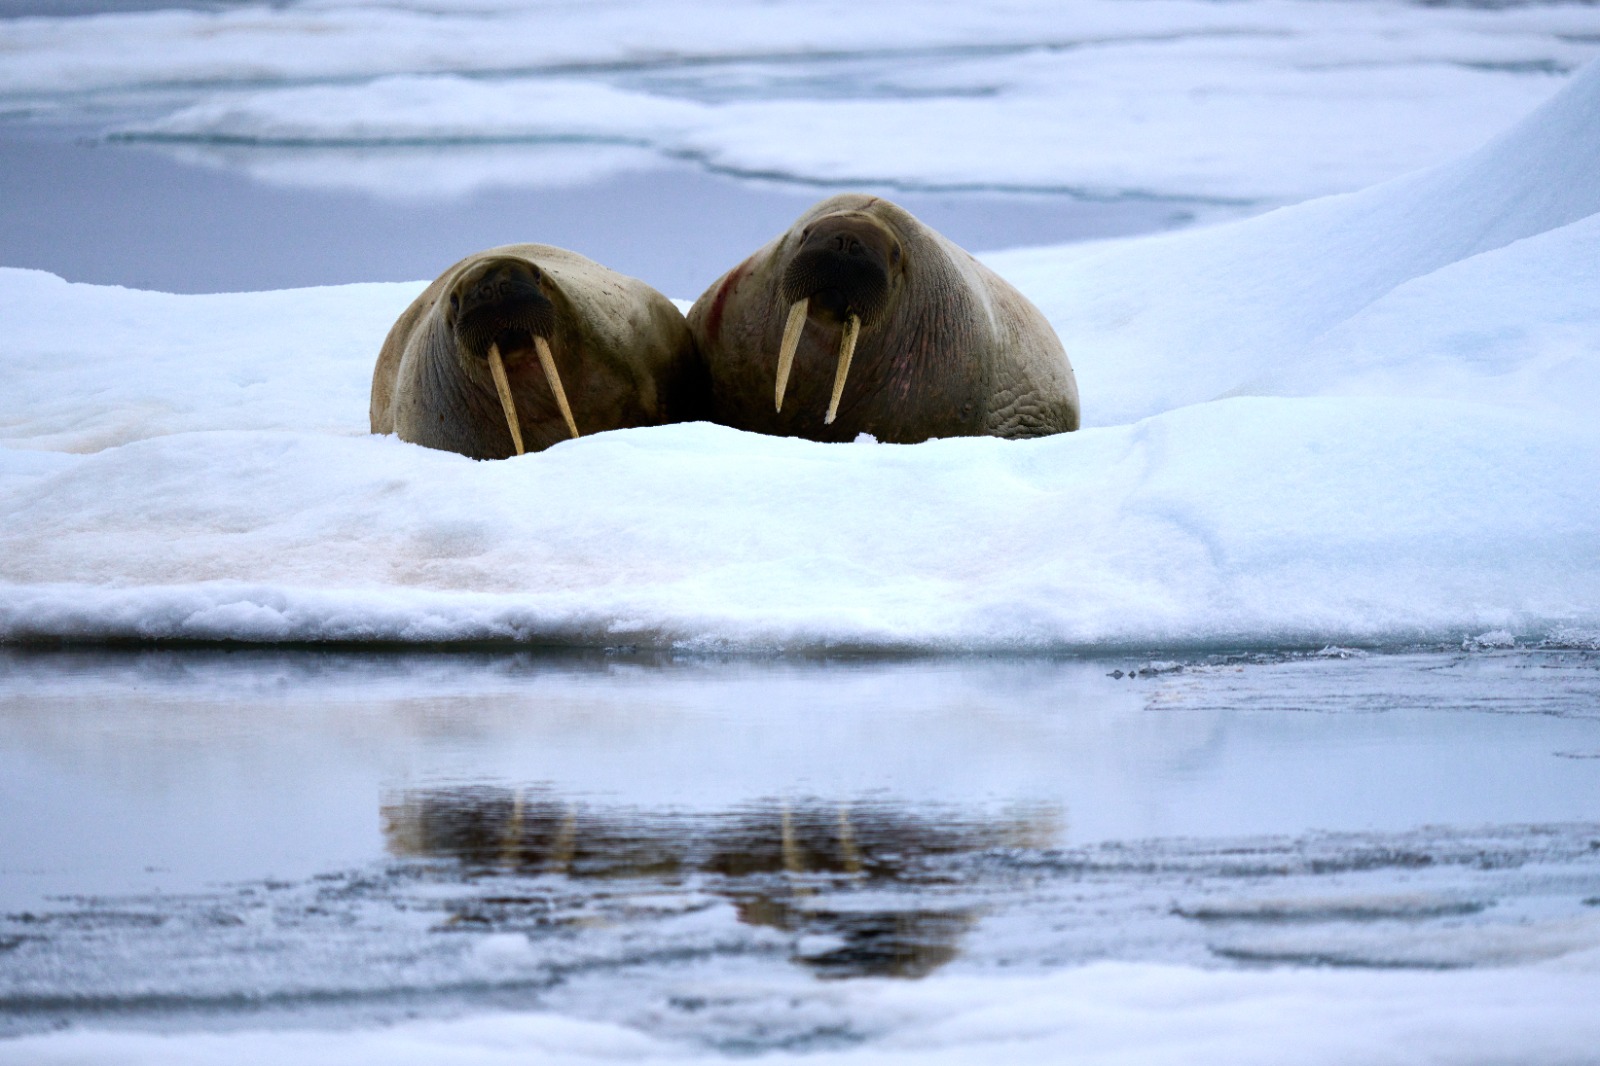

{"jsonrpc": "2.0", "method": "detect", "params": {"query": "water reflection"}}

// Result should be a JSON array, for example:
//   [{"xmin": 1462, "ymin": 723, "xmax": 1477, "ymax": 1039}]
[{"xmin": 384, "ymin": 786, "xmax": 1060, "ymax": 978}]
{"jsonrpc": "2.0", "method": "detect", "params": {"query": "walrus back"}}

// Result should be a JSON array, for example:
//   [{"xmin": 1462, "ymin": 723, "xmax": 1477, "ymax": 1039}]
[{"xmin": 961, "ymin": 253, "xmax": 1080, "ymax": 437}]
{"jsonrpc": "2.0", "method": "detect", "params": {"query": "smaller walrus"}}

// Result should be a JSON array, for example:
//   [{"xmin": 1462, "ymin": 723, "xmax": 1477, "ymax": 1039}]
[
  {"xmin": 687, "ymin": 194, "xmax": 1079, "ymax": 443},
  {"xmin": 371, "ymin": 245, "xmax": 702, "ymax": 459}
]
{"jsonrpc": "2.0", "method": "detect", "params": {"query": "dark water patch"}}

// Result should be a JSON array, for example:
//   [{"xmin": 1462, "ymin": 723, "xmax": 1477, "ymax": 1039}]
[
  {"xmin": 7, "ymin": 910, "xmax": 167, "ymax": 930},
  {"xmin": 1176, "ymin": 899, "xmax": 1489, "ymax": 923},
  {"xmin": 1457, "ymin": 58, "xmax": 1573, "ymax": 74},
  {"xmin": 1209, "ymin": 946, "xmax": 1468, "ymax": 970},
  {"xmin": 0, "ymin": 0, "xmax": 260, "ymax": 15}
]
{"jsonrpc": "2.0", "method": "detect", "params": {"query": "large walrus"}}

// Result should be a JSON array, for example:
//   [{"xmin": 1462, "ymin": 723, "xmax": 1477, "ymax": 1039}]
[
  {"xmin": 371, "ymin": 245, "xmax": 702, "ymax": 459},
  {"xmin": 687, "ymin": 194, "xmax": 1079, "ymax": 442}
]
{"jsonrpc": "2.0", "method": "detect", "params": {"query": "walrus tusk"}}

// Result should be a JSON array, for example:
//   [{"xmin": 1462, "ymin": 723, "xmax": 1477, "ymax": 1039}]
[
  {"xmin": 535, "ymin": 335, "xmax": 580, "ymax": 440},
  {"xmin": 823, "ymin": 313, "xmax": 860, "ymax": 425},
  {"xmin": 774, "ymin": 297, "xmax": 808, "ymax": 412},
  {"xmin": 486, "ymin": 342, "xmax": 526, "ymax": 456}
]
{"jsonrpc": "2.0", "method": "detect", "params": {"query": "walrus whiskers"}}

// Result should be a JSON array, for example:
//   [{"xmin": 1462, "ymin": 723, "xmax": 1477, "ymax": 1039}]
[
  {"xmin": 535, "ymin": 335, "xmax": 581, "ymax": 439},
  {"xmin": 774, "ymin": 297, "xmax": 809, "ymax": 411},
  {"xmin": 823, "ymin": 313, "xmax": 861, "ymax": 425},
  {"xmin": 486, "ymin": 342, "xmax": 526, "ymax": 456}
]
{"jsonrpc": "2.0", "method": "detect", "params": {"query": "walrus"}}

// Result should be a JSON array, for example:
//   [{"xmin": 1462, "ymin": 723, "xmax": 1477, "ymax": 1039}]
[
  {"xmin": 686, "ymin": 194, "xmax": 1079, "ymax": 443},
  {"xmin": 371, "ymin": 244, "xmax": 703, "ymax": 459}
]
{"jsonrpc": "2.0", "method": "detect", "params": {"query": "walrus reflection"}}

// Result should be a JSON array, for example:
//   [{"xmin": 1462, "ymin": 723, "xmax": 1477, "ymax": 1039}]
[
  {"xmin": 688, "ymin": 193, "xmax": 1080, "ymax": 443},
  {"xmin": 382, "ymin": 788, "xmax": 1060, "ymax": 979},
  {"xmin": 371, "ymin": 245, "xmax": 703, "ymax": 459}
]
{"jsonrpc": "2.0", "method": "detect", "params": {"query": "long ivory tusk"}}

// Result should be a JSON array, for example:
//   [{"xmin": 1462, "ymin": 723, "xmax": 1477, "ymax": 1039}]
[
  {"xmin": 534, "ymin": 335, "xmax": 580, "ymax": 440},
  {"xmin": 487, "ymin": 342, "xmax": 526, "ymax": 456},
  {"xmin": 774, "ymin": 297, "xmax": 808, "ymax": 412},
  {"xmin": 823, "ymin": 313, "xmax": 860, "ymax": 425}
]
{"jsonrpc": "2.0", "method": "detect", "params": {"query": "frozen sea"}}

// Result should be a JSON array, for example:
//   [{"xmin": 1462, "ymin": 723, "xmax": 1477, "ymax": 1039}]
[{"xmin": 4, "ymin": 1, "xmax": 1600, "ymax": 1063}]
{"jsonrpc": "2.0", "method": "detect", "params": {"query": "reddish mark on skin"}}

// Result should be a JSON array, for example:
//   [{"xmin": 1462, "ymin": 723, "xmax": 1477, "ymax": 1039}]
[{"xmin": 704, "ymin": 257, "xmax": 752, "ymax": 342}]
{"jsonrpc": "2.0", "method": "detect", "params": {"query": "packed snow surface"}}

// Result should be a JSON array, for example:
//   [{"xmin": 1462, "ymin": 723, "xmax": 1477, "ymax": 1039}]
[{"xmin": 4, "ymin": 56, "xmax": 1600, "ymax": 649}]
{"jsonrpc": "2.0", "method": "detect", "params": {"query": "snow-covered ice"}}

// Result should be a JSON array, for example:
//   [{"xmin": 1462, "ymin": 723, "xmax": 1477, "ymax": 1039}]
[
  {"xmin": 4, "ymin": 51, "xmax": 1600, "ymax": 649},
  {"xmin": 7, "ymin": 963, "xmax": 1600, "ymax": 1066}
]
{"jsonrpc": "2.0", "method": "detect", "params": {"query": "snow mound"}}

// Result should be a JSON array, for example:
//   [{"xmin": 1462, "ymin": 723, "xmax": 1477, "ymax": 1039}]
[
  {"xmin": 994, "ymin": 55, "xmax": 1600, "ymax": 425},
  {"xmin": 3, "ymin": 61, "xmax": 1600, "ymax": 650}
]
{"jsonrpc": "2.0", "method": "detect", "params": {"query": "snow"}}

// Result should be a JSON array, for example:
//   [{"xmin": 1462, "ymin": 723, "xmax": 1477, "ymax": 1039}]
[
  {"xmin": 4, "ymin": 54, "xmax": 1600, "ymax": 650},
  {"xmin": 996, "ymin": 50, "xmax": 1600, "ymax": 424},
  {"xmin": 4, "ymin": 962, "xmax": 1599, "ymax": 1065}
]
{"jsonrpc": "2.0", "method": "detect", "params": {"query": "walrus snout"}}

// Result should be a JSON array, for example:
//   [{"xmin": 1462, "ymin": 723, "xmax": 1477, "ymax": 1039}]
[
  {"xmin": 780, "ymin": 213, "xmax": 900, "ymax": 324},
  {"xmin": 450, "ymin": 257, "xmax": 557, "ymax": 360},
  {"xmin": 773, "ymin": 213, "xmax": 902, "ymax": 422},
  {"xmin": 449, "ymin": 257, "xmax": 578, "ymax": 450}
]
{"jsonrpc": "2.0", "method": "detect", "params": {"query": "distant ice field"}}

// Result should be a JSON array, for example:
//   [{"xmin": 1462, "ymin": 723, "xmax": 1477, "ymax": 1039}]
[
  {"xmin": 4, "ymin": 0, "xmax": 1597, "ymax": 205},
  {"xmin": 9, "ymin": 0, "xmax": 1597, "ymax": 295}
]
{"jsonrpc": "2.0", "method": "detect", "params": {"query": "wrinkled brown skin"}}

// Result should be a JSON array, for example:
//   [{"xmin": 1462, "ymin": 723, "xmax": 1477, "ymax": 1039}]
[
  {"xmin": 371, "ymin": 244, "xmax": 704, "ymax": 459},
  {"xmin": 687, "ymin": 194, "xmax": 1079, "ymax": 443}
]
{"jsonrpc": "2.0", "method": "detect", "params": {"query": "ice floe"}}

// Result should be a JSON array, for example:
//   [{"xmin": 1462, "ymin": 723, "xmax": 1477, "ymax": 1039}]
[
  {"xmin": 4, "ymin": 1, "xmax": 1595, "ymax": 202},
  {"xmin": 4, "ymin": 57, "xmax": 1600, "ymax": 649}
]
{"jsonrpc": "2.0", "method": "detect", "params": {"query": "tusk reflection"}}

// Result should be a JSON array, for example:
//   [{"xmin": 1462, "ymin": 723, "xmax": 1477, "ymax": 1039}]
[
  {"xmin": 383, "ymin": 788, "xmax": 1062, "ymax": 980},
  {"xmin": 487, "ymin": 342, "xmax": 526, "ymax": 456},
  {"xmin": 535, "ymin": 335, "xmax": 580, "ymax": 440},
  {"xmin": 823, "ymin": 313, "xmax": 861, "ymax": 426},
  {"xmin": 775, "ymin": 297, "xmax": 809, "ymax": 412}
]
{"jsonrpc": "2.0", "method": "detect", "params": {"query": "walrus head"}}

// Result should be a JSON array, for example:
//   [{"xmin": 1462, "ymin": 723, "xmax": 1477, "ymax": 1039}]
[
  {"xmin": 774, "ymin": 211, "xmax": 905, "ymax": 422},
  {"xmin": 444, "ymin": 256, "xmax": 579, "ymax": 451}
]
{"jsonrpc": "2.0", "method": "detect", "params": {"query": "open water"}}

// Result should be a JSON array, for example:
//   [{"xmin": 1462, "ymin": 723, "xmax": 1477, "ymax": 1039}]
[
  {"xmin": 0, "ymin": 127, "xmax": 1202, "ymax": 298},
  {"xmin": 2, "ymin": 647, "xmax": 1597, "ymax": 1047}
]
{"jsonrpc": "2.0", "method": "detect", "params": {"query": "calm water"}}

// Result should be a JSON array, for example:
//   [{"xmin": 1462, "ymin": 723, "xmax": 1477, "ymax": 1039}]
[
  {"xmin": 0, "ymin": 129, "xmax": 1205, "ymax": 297},
  {"xmin": 2, "ymin": 648, "xmax": 1597, "ymax": 1044}
]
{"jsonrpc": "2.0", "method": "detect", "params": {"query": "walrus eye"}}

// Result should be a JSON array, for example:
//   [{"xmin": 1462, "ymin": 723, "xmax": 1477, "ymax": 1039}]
[{"xmin": 449, "ymin": 293, "xmax": 459, "ymax": 311}]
